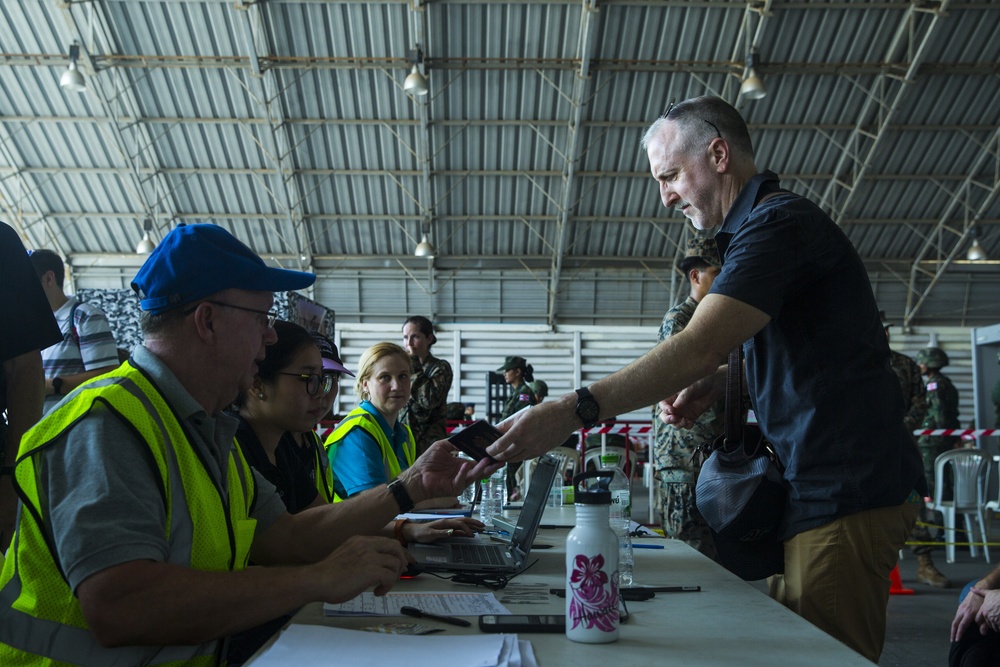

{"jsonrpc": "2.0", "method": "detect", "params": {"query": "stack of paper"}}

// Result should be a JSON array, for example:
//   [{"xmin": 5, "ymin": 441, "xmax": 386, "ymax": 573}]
[
  {"xmin": 252, "ymin": 624, "xmax": 538, "ymax": 667},
  {"xmin": 323, "ymin": 591, "xmax": 509, "ymax": 617}
]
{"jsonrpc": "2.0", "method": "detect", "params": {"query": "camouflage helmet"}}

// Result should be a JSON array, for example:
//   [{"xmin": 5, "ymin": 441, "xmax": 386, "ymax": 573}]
[
  {"xmin": 917, "ymin": 347, "xmax": 949, "ymax": 369},
  {"xmin": 679, "ymin": 237, "xmax": 722, "ymax": 270},
  {"xmin": 530, "ymin": 379, "xmax": 548, "ymax": 399}
]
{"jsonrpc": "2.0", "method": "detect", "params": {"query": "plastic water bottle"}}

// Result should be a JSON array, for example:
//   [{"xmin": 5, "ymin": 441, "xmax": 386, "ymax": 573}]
[
  {"xmin": 456, "ymin": 454, "xmax": 477, "ymax": 505},
  {"xmin": 478, "ymin": 468, "xmax": 504, "ymax": 527},
  {"xmin": 600, "ymin": 454, "xmax": 634, "ymax": 586},
  {"xmin": 566, "ymin": 470, "xmax": 619, "ymax": 643}
]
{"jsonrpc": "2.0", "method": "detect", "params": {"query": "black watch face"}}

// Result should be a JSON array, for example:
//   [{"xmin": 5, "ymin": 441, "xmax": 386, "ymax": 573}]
[{"xmin": 576, "ymin": 397, "xmax": 599, "ymax": 425}]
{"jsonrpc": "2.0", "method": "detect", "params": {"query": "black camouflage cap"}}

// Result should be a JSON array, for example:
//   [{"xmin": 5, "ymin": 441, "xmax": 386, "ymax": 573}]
[
  {"xmin": 497, "ymin": 356, "xmax": 527, "ymax": 372},
  {"xmin": 682, "ymin": 237, "xmax": 722, "ymax": 269}
]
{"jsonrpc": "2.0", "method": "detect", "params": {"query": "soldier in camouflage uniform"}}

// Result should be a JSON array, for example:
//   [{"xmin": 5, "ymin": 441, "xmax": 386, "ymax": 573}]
[
  {"xmin": 498, "ymin": 356, "xmax": 537, "ymax": 419},
  {"xmin": 884, "ymin": 317, "xmax": 950, "ymax": 587},
  {"xmin": 497, "ymin": 355, "xmax": 536, "ymax": 499},
  {"xmin": 652, "ymin": 237, "xmax": 723, "ymax": 559},
  {"xmin": 917, "ymin": 346, "xmax": 961, "ymax": 494},
  {"xmin": 400, "ymin": 316, "xmax": 454, "ymax": 455}
]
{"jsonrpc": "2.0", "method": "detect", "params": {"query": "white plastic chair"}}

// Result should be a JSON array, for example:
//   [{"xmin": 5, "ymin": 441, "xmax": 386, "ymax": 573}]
[
  {"xmin": 928, "ymin": 449, "xmax": 990, "ymax": 564},
  {"xmin": 521, "ymin": 448, "xmax": 582, "ymax": 495}
]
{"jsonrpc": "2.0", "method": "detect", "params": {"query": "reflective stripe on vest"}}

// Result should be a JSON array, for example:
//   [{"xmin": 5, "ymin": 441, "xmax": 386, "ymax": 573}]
[
  {"xmin": 304, "ymin": 431, "xmax": 340, "ymax": 503},
  {"xmin": 0, "ymin": 362, "xmax": 257, "ymax": 666},
  {"xmin": 324, "ymin": 408, "xmax": 416, "ymax": 485}
]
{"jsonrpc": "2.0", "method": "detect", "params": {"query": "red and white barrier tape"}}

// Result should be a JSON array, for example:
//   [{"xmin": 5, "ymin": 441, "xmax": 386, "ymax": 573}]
[{"xmin": 912, "ymin": 429, "xmax": 1000, "ymax": 437}]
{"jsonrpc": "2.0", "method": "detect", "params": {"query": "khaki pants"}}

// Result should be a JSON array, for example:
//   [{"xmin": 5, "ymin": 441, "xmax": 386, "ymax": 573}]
[{"xmin": 768, "ymin": 500, "xmax": 919, "ymax": 662}]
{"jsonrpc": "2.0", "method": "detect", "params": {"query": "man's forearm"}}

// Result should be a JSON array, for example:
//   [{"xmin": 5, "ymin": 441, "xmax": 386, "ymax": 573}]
[
  {"xmin": 269, "ymin": 485, "xmax": 404, "ymax": 563},
  {"xmin": 975, "ymin": 563, "xmax": 1000, "ymax": 591},
  {"xmin": 79, "ymin": 535, "xmax": 406, "ymax": 648},
  {"xmin": 79, "ymin": 560, "xmax": 318, "ymax": 647}
]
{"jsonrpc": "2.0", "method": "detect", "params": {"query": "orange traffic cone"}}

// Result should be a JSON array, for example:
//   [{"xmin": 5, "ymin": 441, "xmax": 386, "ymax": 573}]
[{"xmin": 889, "ymin": 564, "xmax": 914, "ymax": 595}]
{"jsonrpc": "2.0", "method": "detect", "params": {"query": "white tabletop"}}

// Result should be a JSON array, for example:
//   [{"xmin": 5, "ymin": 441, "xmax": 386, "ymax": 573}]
[{"xmin": 250, "ymin": 522, "xmax": 873, "ymax": 666}]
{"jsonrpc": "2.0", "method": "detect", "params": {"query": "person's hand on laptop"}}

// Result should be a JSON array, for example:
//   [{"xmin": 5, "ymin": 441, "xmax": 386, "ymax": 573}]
[
  {"xmin": 314, "ymin": 535, "xmax": 411, "ymax": 600},
  {"xmin": 404, "ymin": 517, "xmax": 484, "ymax": 544}
]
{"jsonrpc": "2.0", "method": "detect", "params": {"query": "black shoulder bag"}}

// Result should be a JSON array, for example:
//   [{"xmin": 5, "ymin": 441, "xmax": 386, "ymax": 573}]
[{"xmin": 695, "ymin": 347, "xmax": 787, "ymax": 580}]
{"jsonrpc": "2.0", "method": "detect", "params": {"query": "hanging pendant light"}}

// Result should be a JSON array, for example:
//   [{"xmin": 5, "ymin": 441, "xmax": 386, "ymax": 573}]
[
  {"xmin": 740, "ymin": 50, "xmax": 767, "ymax": 100},
  {"xmin": 60, "ymin": 43, "xmax": 86, "ymax": 93},
  {"xmin": 136, "ymin": 219, "xmax": 156, "ymax": 254},
  {"xmin": 967, "ymin": 225, "xmax": 988, "ymax": 261},
  {"xmin": 403, "ymin": 47, "xmax": 429, "ymax": 96},
  {"xmin": 414, "ymin": 233, "xmax": 435, "ymax": 258}
]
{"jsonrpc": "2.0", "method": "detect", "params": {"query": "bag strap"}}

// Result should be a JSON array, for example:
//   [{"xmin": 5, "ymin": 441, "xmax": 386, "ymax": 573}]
[
  {"xmin": 722, "ymin": 347, "xmax": 744, "ymax": 450},
  {"xmin": 722, "ymin": 189, "xmax": 786, "ymax": 447}
]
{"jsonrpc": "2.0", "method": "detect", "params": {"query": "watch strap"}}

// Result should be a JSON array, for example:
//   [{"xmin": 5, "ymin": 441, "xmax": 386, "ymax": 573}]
[
  {"xmin": 387, "ymin": 478, "xmax": 415, "ymax": 513},
  {"xmin": 574, "ymin": 387, "xmax": 600, "ymax": 429}
]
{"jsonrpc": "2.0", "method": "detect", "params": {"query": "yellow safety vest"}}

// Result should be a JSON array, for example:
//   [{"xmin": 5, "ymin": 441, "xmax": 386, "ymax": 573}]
[
  {"xmin": 324, "ymin": 407, "xmax": 416, "ymax": 495},
  {"xmin": 0, "ymin": 362, "xmax": 257, "ymax": 666},
  {"xmin": 303, "ymin": 430, "xmax": 340, "ymax": 504}
]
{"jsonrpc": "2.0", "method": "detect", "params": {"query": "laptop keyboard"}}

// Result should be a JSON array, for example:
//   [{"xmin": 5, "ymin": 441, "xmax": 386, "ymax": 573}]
[{"xmin": 453, "ymin": 544, "xmax": 505, "ymax": 566}]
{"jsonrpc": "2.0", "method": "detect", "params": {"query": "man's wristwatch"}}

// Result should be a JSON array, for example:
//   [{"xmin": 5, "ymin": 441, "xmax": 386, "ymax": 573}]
[
  {"xmin": 574, "ymin": 387, "xmax": 600, "ymax": 429},
  {"xmin": 51, "ymin": 377, "xmax": 64, "ymax": 396},
  {"xmin": 387, "ymin": 478, "xmax": 415, "ymax": 513}
]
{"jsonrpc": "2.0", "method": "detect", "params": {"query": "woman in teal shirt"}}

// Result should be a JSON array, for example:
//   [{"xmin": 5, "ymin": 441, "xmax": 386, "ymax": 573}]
[{"xmin": 327, "ymin": 342, "xmax": 448, "ymax": 502}]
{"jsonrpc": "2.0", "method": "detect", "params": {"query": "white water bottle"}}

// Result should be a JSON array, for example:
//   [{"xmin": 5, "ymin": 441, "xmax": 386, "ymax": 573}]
[
  {"xmin": 565, "ymin": 471, "xmax": 620, "ymax": 643},
  {"xmin": 600, "ymin": 454, "xmax": 634, "ymax": 586}
]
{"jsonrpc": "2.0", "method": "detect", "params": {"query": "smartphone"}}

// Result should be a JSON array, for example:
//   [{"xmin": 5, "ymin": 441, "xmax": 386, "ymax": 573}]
[
  {"xmin": 448, "ymin": 419, "xmax": 502, "ymax": 461},
  {"xmin": 478, "ymin": 614, "xmax": 566, "ymax": 633}
]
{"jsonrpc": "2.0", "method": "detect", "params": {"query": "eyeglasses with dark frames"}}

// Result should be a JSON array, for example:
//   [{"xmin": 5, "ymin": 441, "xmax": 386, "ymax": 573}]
[
  {"xmin": 659, "ymin": 100, "xmax": 722, "ymax": 139},
  {"xmin": 275, "ymin": 372, "xmax": 336, "ymax": 397},
  {"xmin": 183, "ymin": 300, "xmax": 277, "ymax": 329}
]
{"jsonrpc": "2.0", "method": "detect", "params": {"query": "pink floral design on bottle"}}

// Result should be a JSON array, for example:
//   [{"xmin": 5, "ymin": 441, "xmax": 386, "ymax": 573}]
[{"xmin": 568, "ymin": 553, "xmax": 619, "ymax": 631}]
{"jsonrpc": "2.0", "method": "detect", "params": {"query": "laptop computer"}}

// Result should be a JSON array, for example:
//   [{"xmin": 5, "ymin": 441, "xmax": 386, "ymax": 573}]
[{"xmin": 408, "ymin": 454, "xmax": 559, "ymax": 574}]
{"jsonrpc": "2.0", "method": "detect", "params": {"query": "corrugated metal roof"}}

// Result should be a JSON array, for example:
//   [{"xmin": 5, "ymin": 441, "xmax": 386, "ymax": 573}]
[{"xmin": 1, "ymin": 0, "xmax": 997, "ymax": 326}]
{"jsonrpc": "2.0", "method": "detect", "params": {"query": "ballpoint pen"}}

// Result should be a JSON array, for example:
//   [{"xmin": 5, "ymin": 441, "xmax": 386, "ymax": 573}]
[{"xmin": 400, "ymin": 606, "xmax": 472, "ymax": 628}]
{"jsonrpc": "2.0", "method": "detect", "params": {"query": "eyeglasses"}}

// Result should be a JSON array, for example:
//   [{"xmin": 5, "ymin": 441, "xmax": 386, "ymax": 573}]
[
  {"xmin": 659, "ymin": 100, "xmax": 722, "ymax": 139},
  {"xmin": 184, "ymin": 300, "xmax": 277, "ymax": 329},
  {"xmin": 276, "ymin": 372, "xmax": 336, "ymax": 397}
]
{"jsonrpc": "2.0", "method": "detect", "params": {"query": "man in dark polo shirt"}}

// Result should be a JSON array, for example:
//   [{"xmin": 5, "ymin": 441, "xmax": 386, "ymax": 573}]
[{"xmin": 486, "ymin": 95, "xmax": 925, "ymax": 662}]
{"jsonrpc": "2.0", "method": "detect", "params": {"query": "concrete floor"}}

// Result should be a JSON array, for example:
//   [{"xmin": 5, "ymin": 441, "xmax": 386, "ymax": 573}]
[{"xmin": 629, "ymin": 478, "xmax": 990, "ymax": 666}]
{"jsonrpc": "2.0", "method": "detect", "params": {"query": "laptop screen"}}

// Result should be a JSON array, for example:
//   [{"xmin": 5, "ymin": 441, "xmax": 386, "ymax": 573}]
[{"xmin": 509, "ymin": 454, "xmax": 558, "ymax": 553}]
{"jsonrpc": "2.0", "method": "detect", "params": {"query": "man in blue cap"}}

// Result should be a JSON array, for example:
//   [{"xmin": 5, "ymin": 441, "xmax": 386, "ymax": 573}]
[{"xmin": 0, "ymin": 224, "xmax": 489, "ymax": 664}]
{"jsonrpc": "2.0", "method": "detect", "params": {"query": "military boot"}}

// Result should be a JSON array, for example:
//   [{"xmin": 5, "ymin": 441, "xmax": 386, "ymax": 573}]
[{"xmin": 916, "ymin": 554, "xmax": 952, "ymax": 588}]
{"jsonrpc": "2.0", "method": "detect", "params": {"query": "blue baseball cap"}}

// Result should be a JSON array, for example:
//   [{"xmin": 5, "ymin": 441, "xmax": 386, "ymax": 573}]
[{"xmin": 131, "ymin": 223, "xmax": 315, "ymax": 314}]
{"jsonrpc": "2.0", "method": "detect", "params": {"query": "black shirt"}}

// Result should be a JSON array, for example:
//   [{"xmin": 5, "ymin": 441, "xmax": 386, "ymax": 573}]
[
  {"xmin": 234, "ymin": 416, "xmax": 318, "ymax": 514},
  {"xmin": 711, "ymin": 171, "xmax": 926, "ymax": 539}
]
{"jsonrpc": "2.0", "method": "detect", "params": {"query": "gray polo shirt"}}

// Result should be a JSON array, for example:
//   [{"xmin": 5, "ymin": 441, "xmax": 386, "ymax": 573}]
[{"xmin": 42, "ymin": 344, "xmax": 286, "ymax": 592}]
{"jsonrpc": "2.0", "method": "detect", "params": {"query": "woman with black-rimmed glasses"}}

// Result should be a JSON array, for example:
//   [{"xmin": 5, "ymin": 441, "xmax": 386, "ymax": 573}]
[{"xmin": 231, "ymin": 320, "xmax": 334, "ymax": 513}]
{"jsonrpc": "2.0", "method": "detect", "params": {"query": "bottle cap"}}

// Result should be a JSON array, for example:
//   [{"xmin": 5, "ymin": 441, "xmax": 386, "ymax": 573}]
[{"xmin": 572, "ymin": 470, "xmax": 612, "ymax": 505}]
